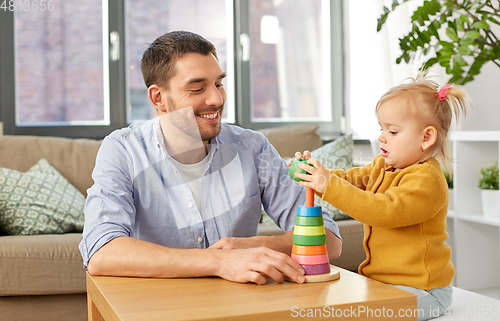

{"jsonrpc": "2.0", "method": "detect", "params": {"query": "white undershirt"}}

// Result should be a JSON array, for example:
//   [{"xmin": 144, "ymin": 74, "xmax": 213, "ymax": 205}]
[{"xmin": 170, "ymin": 155, "xmax": 209, "ymax": 212}]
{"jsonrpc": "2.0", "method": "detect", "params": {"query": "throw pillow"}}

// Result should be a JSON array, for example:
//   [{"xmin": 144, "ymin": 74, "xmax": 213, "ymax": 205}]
[{"xmin": 0, "ymin": 159, "xmax": 85, "ymax": 235}]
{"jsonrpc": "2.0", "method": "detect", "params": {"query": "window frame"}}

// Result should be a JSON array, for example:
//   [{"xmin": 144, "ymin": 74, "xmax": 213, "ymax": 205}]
[
  {"xmin": 0, "ymin": 0, "xmax": 344, "ymax": 139},
  {"xmin": 235, "ymin": 0, "xmax": 344, "ymax": 139},
  {"xmin": 0, "ymin": 0, "xmax": 127, "ymax": 139}
]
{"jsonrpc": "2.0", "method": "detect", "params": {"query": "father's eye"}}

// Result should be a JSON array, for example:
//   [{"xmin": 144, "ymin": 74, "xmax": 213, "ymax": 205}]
[{"xmin": 191, "ymin": 88, "xmax": 203, "ymax": 93}]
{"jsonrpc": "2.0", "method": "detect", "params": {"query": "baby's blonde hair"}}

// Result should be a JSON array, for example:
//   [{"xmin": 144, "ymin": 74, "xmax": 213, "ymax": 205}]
[{"xmin": 375, "ymin": 71, "xmax": 471, "ymax": 173}]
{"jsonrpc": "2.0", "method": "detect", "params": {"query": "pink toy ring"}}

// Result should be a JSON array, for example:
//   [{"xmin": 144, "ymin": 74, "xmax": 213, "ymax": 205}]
[
  {"xmin": 291, "ymin": 253, "xmax": 329, "ymax": 265},
  {"xmin": 301, "ymin": 263, "xmax": 331, "ymax": 275}
]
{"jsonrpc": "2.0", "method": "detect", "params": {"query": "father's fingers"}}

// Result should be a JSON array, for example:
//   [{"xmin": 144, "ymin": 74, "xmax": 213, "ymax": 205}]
[
  {"xmin": 246, "ymin": 271, "xmax": 268, "ymax": 285},
  {"xmin": 260, "ymin": 248, "xmax": 305, "ymax": 284}
]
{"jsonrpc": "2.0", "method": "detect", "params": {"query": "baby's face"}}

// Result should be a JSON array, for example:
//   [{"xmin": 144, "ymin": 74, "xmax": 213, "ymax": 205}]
[{"xmin": 377, "ymin": 99, "xmax": 427, "ymax": 171}]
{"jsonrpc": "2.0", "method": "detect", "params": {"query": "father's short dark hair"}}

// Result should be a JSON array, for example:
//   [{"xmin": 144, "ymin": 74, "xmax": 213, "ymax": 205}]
[{"xmin": 141, "ymin": 31, "xmax": 218, "ymax": 89}]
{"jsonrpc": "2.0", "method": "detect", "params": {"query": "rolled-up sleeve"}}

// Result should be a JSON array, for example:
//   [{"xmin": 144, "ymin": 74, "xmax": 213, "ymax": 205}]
[{"xmin": 79, "ymin": 136, "xmax": 136, "ymax": 268}]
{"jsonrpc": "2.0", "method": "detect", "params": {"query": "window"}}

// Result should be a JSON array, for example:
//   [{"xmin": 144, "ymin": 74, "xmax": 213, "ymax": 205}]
[
  {"xmin": 1, "ymin": 0, "xmax": 343, "ymax": 139},
  {"xmin": 237, "ymin": 0, "xmax": 343, "ymax": 138},
  {"xmin": 125, "ymin": 0, "xmax": 235, "ymax": 123},
  {"xmin": 0, "ymin": 0, "xmax": 125, "ymax": 138}
]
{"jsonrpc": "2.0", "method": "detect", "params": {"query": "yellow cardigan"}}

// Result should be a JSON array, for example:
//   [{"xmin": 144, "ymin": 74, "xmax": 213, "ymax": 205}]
[{"xmin": 321, "ymin": 155, "xmax": 454, "ymax": 290}]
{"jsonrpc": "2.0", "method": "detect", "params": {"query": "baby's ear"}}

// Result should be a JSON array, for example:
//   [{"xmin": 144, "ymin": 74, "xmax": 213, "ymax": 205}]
[{"xmin": 422, "ymin": 126, "xmax": 437, "ymax": 151}]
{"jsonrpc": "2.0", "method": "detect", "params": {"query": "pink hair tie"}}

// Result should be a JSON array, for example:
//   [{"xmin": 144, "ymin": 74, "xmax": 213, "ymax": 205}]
[{"xmin": 439, "ymin": 84, "xmax": 450, "ymax": 101}]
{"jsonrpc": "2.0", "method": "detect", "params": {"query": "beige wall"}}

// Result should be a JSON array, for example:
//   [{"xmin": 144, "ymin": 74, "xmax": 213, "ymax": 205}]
[{"xmin": 0, "ymin": 122, "xmax": 3, "ymax": 136}]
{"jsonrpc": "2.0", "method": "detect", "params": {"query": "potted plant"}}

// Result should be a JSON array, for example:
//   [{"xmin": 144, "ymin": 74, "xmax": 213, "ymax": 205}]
[
  {"xmin": 443, "ymin": 169, "xmax": 454, "ymax": 211},
  {"xmin": 479, "ymin": 162, "xmax": 500, "ymax": 218},
  {"xmin": 377, "ymin": 0, "xmax": 500, "ymax": 85}
]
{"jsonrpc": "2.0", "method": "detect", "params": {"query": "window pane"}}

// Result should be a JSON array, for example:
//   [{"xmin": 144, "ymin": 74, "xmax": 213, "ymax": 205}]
[
  {"xmin": 249, "ymin": 0, "xmax": 331, "ymax": 122},
  {"xmin": 126, "ymin": 0, "xmax": 234, "ymax": 123},
  {"xmin": 15, "ymin": 1, "xmax": 106, "ymax": 126}
]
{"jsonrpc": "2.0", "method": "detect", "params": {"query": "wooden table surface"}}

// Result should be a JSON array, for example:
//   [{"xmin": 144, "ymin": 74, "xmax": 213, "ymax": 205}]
[{"xmin": 87, "ymin": 267, "xmax": 417, "ymax": 321}]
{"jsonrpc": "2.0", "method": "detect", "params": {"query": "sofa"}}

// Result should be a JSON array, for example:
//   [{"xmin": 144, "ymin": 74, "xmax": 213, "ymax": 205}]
[{"xmin": 0, "ymin": 124, "xmax": 365, "ymax": 321}]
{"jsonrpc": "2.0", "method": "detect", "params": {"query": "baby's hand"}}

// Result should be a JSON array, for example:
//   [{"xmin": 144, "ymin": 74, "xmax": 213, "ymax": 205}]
[
  {"xmin": 295, "ymin": 150, "xmax": 312, "ymax": 160},
  {"xmin": 294, "ymin": 156, "xmax": 331, "ymax": 194},
  {"xmin": 287, "ymin": 150, "xmax": 311, "ymax": 167}
]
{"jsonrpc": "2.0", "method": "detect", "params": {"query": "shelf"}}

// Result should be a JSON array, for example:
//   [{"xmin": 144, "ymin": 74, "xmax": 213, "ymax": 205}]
[
  {"xmin": 475, "ymin": 288, "xmax": 500, "ymax": 300},
  {"xmin": 450, "ymin": 131, "xmax": 500, "ymax": 141},
  {"xmin": 455, "ymin": 214, "xmax": 500, "ymax": 227},
  {"xmin": 447, "ymin": 131, "xmax": 500, "ymax": 294}
]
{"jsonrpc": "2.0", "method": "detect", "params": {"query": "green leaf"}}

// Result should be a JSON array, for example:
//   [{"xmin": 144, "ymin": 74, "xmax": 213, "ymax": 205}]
[
  {"xmin": 459, "ymin": 15, "xmax": 470, "ymax": 24},
  {"xmin": 377, "ymin": 14, "xmax": 389, "ymax": 32},
  {"xmin": 487, "ymin": 16, "xmax": 500, "ymax": 27},
  {"xmin": 458, "ymin": 45, "xmax": 472, "ymax": 56},
  {"xmin": 472, "ymin": 21, "xmax": 489, "ymax": 29},
  {"xmin": 446, "ymin": 27, "xmax": 459, "ymax": 42},
  {"xmin": 464, "ymin": 30, "xmax": 481, "ymax": 40},
  {"xmin": 456, "ymin": 19, "xmax": 465, "ymax": 32},
  {"xmin": 453, "ymin": 53, "xmax": 467, "ymax": 67},
  {"xmin": 460, "ymin": 37, "xmax": 474, "ymax": 46},
  {"xmin": 444, "ymin": 1, "xmax": 455, "ymax": 8},
  {"xmin": 423, "ymin": 57, "xmax": 439, "ymax": 69},
  {"xmin": 392, "ymin": 0, "xmax": 399, "ymax": 11},
  {"xmin": 440, "ymin": 41, "xmax": 455, "ymax": 50}
]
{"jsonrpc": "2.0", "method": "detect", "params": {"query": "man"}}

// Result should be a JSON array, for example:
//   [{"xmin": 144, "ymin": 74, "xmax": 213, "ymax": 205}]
[{"xmin": 79, "ymin": 31, "xmax": 342, "ymax": 285}]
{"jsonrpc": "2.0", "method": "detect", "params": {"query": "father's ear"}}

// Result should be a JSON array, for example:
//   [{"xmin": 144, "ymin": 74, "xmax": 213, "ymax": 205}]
[
  {"xmin": 421, "ymin": 126, "xmax": 437, "ymax": 152},
  {"xmin": 148, "ymin": 84, "xmax": 167, "ymax": 113}
]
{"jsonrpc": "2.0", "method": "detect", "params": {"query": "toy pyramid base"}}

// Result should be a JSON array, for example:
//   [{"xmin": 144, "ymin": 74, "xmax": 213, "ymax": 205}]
[{"xmin": 285, "ymin": 265, "xmax": 340, "ymax": 283}]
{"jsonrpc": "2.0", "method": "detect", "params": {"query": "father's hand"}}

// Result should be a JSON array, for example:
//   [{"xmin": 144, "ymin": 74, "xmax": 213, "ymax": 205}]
[{"xmin": 211, "ymin": 247, "xmax": 305, "ymax": 285}]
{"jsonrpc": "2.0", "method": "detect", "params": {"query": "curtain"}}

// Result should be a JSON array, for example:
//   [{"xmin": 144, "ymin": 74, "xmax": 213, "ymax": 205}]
[{"xmin": 345, "ymin": 0, "xmax": 441, "ymax": 148}]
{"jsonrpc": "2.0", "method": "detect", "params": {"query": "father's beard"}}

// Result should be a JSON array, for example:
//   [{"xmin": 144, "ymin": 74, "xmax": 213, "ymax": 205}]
[{"xmin": 166, "ymin": 98, "xmax": 223, "ymax": 142}]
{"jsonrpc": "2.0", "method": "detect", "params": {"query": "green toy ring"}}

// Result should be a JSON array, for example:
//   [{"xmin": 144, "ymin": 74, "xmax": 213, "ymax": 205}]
[{"xmin": 289, "ymin": 159, "xmax": 313, "ymax": 182}]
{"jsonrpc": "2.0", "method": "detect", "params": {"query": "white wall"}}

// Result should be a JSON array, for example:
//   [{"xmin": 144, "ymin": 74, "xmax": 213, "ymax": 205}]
[
  {"xmin": 345, "ymin": 0, "xmax": 500, "ymax": 158},
  {"xmin": 461, "ymin": 63, "xmax": 500, "ymax": 131}
]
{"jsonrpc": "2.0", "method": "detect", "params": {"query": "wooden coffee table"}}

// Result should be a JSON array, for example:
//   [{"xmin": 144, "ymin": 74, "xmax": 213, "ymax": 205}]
[{"xmin": 87, "ymin": 267, "xmax": 417, "ymax": 320}]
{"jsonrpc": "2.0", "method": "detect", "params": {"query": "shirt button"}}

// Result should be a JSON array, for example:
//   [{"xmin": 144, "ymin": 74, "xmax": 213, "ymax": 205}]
[
  {"xmin": 188, "ymin": 203, "xmax": 193, "ymax": 208},
  {"xmin": 198, "ymin": 237, "xmax": 203, "ymax": 243}
]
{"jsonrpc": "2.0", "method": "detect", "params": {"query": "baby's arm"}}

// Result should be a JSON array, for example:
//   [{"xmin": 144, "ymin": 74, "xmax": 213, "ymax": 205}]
[{"xmin": 288, "ymin": 151, "xmax": 372, "ymax": 195}]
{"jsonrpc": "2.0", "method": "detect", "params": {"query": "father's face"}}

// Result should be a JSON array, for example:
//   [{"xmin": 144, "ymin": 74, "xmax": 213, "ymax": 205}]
[{"xmin": 164, "ymin": 52, "xmax": 226, "ymax": 142}]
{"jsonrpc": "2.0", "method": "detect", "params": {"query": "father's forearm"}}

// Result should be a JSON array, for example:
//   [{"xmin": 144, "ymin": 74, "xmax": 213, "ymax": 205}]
[
  {"xmin": 325, "ymin": 229, "xmax": 342, "ymax": 260},
  {"xmin": 215, "ymin": 230, "xmax": 342, "ymax": 259},
  {"xmin": 260, "ymin": 231, "xmax": 294, "ymax": 255},
  {"xmin": 87, "ymin": 236, "xmax": 219, "ymax": 278}
]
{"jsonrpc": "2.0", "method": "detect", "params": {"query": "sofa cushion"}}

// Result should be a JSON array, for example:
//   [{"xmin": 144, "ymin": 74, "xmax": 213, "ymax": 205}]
[
  {"xmin": 258, "ymin": 124, "xmax": 323, "ymax": 158},
  {"xmin": 0, "ymin": 159, "xmax": 85, "ymax": 235},
  {"xmin": 0, "ymin": 135, "xmax": 101, "ymax": 197},
  {"xmin": 0, "ymin": 233, "xmax": 86, "ymax": 296}
]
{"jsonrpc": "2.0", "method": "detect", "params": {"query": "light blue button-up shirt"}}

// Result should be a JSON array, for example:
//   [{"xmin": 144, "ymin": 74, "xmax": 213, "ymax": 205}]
[{"xmin": 79, "ymin": 118, "xmax": 340, "ymax": 267}]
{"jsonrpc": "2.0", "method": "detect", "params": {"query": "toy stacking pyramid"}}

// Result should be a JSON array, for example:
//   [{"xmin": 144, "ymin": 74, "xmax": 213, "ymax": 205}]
[
  {"xmin": 289, "ymin": 159, "xmax": 340, "ymax": 283},
  {"xmin": 291, "ymin": 188, "xmax": 331, "ymax": 276}
]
